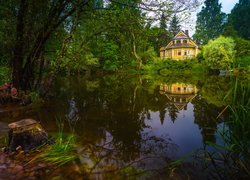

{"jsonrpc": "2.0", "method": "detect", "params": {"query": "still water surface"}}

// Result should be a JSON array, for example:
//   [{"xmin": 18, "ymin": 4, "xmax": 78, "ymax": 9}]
[{"xmin": 0, "ymin": 74, "xmax": 232, "ymax": 177}]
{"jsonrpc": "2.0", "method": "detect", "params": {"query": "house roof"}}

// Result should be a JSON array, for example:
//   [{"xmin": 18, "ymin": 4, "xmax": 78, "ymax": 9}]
[
  {"xmin": 173, "ymin": 35, "xmax": 189, "ymax": 40},
  {"xmin": 166, "ymin": 43, "xmax": 196, "ymax": 49},
  {"xmin": 163, "ymin": 30, "xmax": 199, "ymax": 50}
]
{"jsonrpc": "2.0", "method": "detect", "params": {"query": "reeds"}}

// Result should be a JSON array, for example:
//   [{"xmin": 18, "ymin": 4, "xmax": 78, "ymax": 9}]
[
  {"xmin": 197, "ymin": 77, "xmax": 250, "ymax": 179},
  {"xmin": 39, "ymin": 118, "xmax": 78, "ymax": 166}
]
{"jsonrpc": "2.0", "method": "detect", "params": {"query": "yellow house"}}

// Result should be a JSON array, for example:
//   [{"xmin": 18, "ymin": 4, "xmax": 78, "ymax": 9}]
[{"xmin": 160, "ymin": 30, "xmax": 200, "ymax": 60}]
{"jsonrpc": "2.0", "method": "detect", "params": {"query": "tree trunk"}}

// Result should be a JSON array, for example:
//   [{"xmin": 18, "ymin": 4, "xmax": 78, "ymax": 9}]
[
  {"xmin": 11, "ymin": 0, "xmax": 28, "ymax": 89},
  {"xmin": 7, "ymin": 119, "xmax": 49, "ymax": 152},
  {"xmin": 131, "ymin": 33, "xmax": 142, "ymax": 70}
]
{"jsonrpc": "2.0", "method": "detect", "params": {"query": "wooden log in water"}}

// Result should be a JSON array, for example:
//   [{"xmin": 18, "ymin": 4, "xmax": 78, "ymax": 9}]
[{"xmin": 7, "ymin": 119, "xmax": 49, "ymax": 152}]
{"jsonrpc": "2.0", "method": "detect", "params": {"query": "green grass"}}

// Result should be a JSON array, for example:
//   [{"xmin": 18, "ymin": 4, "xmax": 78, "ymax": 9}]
[{"xmin": 38, "ymin": 118, "xmax": 78, "ymax": 166}]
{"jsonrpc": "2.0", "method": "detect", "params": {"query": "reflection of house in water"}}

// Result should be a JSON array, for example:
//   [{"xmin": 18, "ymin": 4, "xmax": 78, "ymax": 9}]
[{"xmin": 160, "ymin": 83, "xmax": 198, "ymax": 111}]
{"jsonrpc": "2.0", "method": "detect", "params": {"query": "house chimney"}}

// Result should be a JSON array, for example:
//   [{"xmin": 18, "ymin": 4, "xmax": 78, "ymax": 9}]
[{"xmin": 185, "ymin": 30, "xmax": 189, "ymax": 36}]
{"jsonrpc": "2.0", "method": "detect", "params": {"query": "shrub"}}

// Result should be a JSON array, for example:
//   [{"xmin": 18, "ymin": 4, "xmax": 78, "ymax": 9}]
[
  {"xmin": 196, "ymin": 52, "xmax": 204, "ymax": 62},
  {"xmin": 203, "ymin": 36, "xmax": 236, "ymax": 70},
  {"xmin": 234, "ymin": 37, "xmax": 250, "ymax": 57}
]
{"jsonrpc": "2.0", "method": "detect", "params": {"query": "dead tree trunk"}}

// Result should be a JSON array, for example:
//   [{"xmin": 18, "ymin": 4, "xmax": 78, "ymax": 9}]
[{"xmin": 7, "ymin": 119, "xmax": 49, "ymax": 152}]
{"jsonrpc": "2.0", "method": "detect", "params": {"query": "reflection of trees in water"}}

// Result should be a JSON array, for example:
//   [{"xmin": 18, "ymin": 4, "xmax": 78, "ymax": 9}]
[
  {"xmin": 49, "ymin": 75, "xmax": 230, "ymax": 177},
  {"xmin": 200, "ymin": 76, "xmax": 231, "ymax": 107},
  {"xmin": 192, "ymin": 94, "xmax": 222, "ymax": 144},
  {"xmin": 168, "ymin": 104, "xmax": 178, "ymax": 123},
  {"xmin": 77, "ymin": 131, "xmax": 176, "ymax": 178},
  {"xmin": 51, "ymin": 75, "xmax": 177, "ymax": 177}
]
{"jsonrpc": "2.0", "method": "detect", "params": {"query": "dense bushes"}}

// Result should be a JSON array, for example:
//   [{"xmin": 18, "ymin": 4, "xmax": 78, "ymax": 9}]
[
  {"xmin": 142, "ymin": 58, "xmax": 207, "ymax": 75},
  {"xmin": 203, "ymin": 36, "xmax": 236, "ymax": 70}
]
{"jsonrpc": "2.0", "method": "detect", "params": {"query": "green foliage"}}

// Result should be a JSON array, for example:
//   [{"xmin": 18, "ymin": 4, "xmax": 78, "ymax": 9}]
[
  {"xmin": 52, "ymin": 42, "xmax": 99, "ymax": 74},
  {"xmin": 142, "ymin": 58, "xmax": 207, "ymax": 76},
  {"xmin": 234, "ymin": 37, "xmax": 250, "ymax": 57},
  {"xmin": 159, "ymin": 12, "xmax": 167, "ymax": 30},
  {"xmin": 28, "ymin": 91, "xmax": 45, "ymax": 104},
  {"xmin": 229, "ymin": 0, "xmax": 250, "ymax": 40},
  {"xmin": 39, "ymin": 119, "xmax": 77, "ymax": 166},
  {"xmin": 139, "ymin": 46, "xmax": 157, "ymax": 64},
  {"xmin": 194, "ymin": 0, "xmax": 226, "ymax": 45},
  {"xmin": 102, "ymin": 42, "xmax": 120, "ymax": 71},
  {"xmin": 200, "ymin": 76, "xmax": 230, "ymax": 107},
  {"xmin": 0, "ymin": 66, "xmax": 10, "ymax": 84},
  {"xmin": 146, "ymin": 27, "xmax": 171, "ymax": 56},
  {"xmin": 196, "ymin": 52, "xmax": 204, "ymax": 62},
  {"xmin": 235, "ymin": 56, "xmax": 250, "ymax": 71},
  {"xmin": 203, "ymin": 36, "xmax": 236, "ymax": 69},
  {"xmin": 169, "ymin": 14, "xmax": 181, "ymax": 37},
  {"xmin": 199, "ymin": 78, "xmax": 250, "ymax": 179}
]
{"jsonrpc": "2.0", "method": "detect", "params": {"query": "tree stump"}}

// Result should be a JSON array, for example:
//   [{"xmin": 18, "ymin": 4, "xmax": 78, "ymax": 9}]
[{"xmin": 7, "ymin": 119, "xmax": 49, "ymax": 152}]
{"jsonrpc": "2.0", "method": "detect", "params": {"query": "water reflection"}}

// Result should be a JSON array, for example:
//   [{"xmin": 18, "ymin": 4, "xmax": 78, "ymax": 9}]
[
  {"xmin": 159, "ymin": 83, "xmax": 198, "ymax": 123},
  {"xmin": 0, "ymin": 74, "xmax": 233, "ymax": 177}
]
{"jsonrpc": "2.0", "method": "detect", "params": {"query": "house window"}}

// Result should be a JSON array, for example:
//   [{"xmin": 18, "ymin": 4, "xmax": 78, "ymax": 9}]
[
  {"xmin": 183, "ymin": 40, "xmax": 187, "ymax": 43},
  {"xmin": 184, "ymin": 51, "xmax": 187, "ymax": 56},
  {"xmin": 177, "ymin": 40, "xmax": 181, "ymax": 44},
  {"xmin": 178, "ymin": 50, "xmax": 181, "ymax": 56}
]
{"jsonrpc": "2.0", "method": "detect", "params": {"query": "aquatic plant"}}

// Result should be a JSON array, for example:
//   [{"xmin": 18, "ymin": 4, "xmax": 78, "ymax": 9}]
[
  {"xmin": 196, "ymin": 77, "xmax": 250, "ymax": 179},
  {"xmin": 39, "ymin": 118, "xmax": 78, "ymax": 166}
]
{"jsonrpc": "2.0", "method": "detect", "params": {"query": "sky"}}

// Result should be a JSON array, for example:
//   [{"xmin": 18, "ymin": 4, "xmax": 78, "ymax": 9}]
[
  {"xmin": 186, "ymin": 0, "xmax": 239, "ymax": 36},
  {"xmin": 220, "ymin": 0, "xmax": 239, "ymax": 13}
]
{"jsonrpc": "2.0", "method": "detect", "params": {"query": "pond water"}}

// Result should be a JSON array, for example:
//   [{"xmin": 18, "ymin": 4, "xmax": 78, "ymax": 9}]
[{"xmin": 0, "ymin": 74, "xmax": 238, "ymax": 178}]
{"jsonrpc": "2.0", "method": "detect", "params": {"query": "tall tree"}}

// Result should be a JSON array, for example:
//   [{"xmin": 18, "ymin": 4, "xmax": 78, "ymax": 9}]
[
  {"xmin": 229, "ymin": 0, "xmax": 250, "ymax": 40},
  {"xmin": 169, "ymin": 14, "xmax": 181, "ymax": 36},
  {"xmin": 7, "ymin": 0, "xmax": 89, "ymax": 89},
  {"xmin": 160, "ymin": 12, "xmax": 167, "ymax": 30},
  {"xmin": 194, "ymin": 0, "xmax": 226, "ymax": 45}
]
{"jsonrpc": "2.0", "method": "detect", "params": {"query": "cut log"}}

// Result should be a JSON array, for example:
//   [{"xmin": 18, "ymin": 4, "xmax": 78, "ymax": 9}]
[{"xmin": 7, "ymin": 119, "xmax": 49, "ymax": 152}]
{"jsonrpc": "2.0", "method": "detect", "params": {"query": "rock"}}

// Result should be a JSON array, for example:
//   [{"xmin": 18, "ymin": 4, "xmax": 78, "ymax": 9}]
[{"xmin": 7, "ymin": 119, "xmax": 49, "ymax": 152}]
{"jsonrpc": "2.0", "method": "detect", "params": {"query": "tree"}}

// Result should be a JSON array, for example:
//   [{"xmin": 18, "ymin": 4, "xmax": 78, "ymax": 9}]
[
  {"xmin": 0, "ymin": 0, "xmax": 200, "ymax": 90},
  {"xmin": 160, "ymin": 12, "xmax": 167, "ymax": 30},
  {"xmin": 169, "ymin": 14, "xmax": 181, "ymax": 36},
  {"xmin": 203, "ymin": 36, "xmax": 236, "ymax": 70},
  {"xmin": 3, "ymin": 0, "xmax": 89, "ymax": 90},
  {"xmin": 229, "ymin": 0, "xmax": 250, "ymax": 40},
  {"xmin": 194, "ymin": 0, "xmax": 226, "ymax": 45}
]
